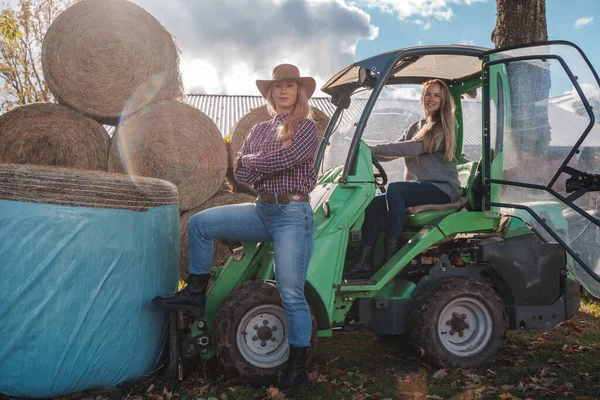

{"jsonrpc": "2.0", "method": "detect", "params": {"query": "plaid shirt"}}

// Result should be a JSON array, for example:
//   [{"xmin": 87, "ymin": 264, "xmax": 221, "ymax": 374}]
[{"xmin": 234, "ymin": 113, "xmax": 319, "ymax": 195}]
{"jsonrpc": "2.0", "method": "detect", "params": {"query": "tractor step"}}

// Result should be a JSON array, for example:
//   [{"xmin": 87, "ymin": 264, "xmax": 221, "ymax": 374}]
[{"xmin": 341, "ymin": 278, "xmax": 377, "ymax": 286}]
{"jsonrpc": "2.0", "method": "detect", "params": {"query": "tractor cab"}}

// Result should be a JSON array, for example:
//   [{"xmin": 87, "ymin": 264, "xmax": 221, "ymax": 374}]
[{"xmin": 314, "ymin": 41, "xmax": 600, "ymax": 298}]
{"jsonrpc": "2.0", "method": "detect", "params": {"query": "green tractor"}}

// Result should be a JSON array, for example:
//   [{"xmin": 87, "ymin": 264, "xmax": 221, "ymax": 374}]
[{"xmin": 168, "ymin": 41, "xmax": 600, "ymax": 382}]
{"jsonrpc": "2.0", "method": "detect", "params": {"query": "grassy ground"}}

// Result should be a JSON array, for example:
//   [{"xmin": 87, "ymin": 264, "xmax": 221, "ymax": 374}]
[{"xmin": 5, "ymin": 299, "xmax": 600, "ymax": 400}]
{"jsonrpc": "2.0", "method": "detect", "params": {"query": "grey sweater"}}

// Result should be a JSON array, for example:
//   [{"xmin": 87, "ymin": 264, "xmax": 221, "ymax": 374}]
[{"xmin": 368, "ymin": 119, "xmax": 462, "ymax": 202}]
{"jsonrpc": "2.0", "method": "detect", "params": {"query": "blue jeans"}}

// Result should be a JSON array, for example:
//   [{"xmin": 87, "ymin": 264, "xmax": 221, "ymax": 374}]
[
  {"xmin": 187, "ymin": 200, "xmax": 314, "ymax": 347},
  {"xmin": 362, "ymin": 182, "xmax": 451, "ymax": 246}
]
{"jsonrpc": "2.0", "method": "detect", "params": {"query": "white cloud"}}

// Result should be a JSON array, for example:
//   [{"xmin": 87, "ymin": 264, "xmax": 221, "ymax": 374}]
[
  {"xmin": 567, "ymin": 83, "xmax": 600, "ymax": 100},
  {"xmin": 133, "ymin": 0, "xmax": 378, "ymax": 95},
  {"xmin": 413, "ymin": 19, "xmax": 432, "ymax": 30},
  {"xmin": 574, "ymin": 16, "xmax": 593, "ymax": 28},
  {"xmin": 460, "ymin": 39, "xmax": 476, "ymax": 45},
  {"xmin": 357, "ymin": 0, "xmax": 485, "ymax": 22},
  {"xmin": 387, "ymin": 86, "xmax": 421, "ymax": 100}
]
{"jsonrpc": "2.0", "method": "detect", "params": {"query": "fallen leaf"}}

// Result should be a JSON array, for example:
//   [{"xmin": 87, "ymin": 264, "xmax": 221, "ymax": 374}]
[
  {"xmin": 396, "ymin": 371, "xmax": 429, "ymax": 400},
  {"xmin": 265, "ymin": 387, "xmax": 286, "ymax": 400},
  {"xmin": 558, "ymin": 320, "xmax": 583, "ymax": 332},
  {"xmin": 498, "ymin": 393, "xmax": 516, "ymax": 399},
  {"xmin": 145, "ymin": 384, "xmax": 155, "ymax": 394}
]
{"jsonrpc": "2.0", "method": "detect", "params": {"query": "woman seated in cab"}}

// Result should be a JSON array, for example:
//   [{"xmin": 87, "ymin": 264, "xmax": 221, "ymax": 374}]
[{"xmin": 346, "ymin": 79, "xmax": 462, "ymax": 278}]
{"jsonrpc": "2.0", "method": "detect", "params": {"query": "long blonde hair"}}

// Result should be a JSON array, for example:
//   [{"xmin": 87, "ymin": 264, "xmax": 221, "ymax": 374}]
[
  {"xmin": 412, "ymin": 79, "xmax": 456, "ymax": 161},
  {"xmin": 266, "ymin": 83, "xmax": 312, "ymax": 142}
]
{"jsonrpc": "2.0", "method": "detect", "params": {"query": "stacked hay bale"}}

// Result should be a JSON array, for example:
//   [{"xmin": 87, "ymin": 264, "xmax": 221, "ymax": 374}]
[
  {"xmin": 108, "ymin": 100, "xmax": 227, "ymax": 212},
  {"xmin": 42, "ymin": 0, "xmax": 183, "ymax": 125},
  {"xmin": 0, "ymin": 103, "xmax": 109, "ymax": 170},
  {"xmin": 226, "ymin": 105, "xmax": 329, "ymax": 192}
]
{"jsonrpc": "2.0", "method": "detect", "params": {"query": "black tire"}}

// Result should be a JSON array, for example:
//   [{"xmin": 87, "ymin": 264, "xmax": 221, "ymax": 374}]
[
  {"xmin": 212, "ymin": 280, "xmax": 317, "ymax": 385},
  {"xmin": 409, "ymin": 277, "xmax": 508, "ymax": 369}
]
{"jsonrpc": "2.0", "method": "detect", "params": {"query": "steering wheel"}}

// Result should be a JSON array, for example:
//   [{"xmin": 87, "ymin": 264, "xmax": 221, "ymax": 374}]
[{"xmin": 372, "ymin": 158, "xmax": 388, "ymax": 189}]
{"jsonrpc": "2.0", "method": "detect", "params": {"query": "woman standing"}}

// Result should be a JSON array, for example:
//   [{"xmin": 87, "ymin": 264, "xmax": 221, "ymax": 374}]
[
  {"xmin": 346, "ymin": 79, "xmax": 462, "ymax": 277},
  {"xmin": 153, "ymin": 64, "xmax": 319, "ymax": 396}
]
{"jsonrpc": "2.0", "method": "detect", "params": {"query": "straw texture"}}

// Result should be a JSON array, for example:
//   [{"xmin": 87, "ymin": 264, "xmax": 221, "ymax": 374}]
[
  {"xmin": 0, "ymin": 163, "xmax": 178, "ymax": 211},
  {"xmin": 0, "ymin": 103, "xmax": 110, "ymax": 171},
  {"xmin": 108, "ymin": 100, "xmax": 227, "ymax": 212},
  {"xmin": 42, "ymin": 0, "xmax": 183, "ymax": 125}
]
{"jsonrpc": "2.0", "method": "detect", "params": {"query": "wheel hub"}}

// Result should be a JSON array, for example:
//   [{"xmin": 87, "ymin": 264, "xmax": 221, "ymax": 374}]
[
  {"xmin": 438, "ymin": 297, "xmax": 493, "ymax": 357},
  {"xmin": 236, "ymin": 304, "xmax": 288, "ymax": 368},
  {"xmin": 257, "ymin": 325, "xmax": 273, "ymax": 341}
]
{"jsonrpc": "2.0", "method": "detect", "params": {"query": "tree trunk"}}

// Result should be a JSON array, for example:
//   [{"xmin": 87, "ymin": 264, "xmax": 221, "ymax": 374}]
[
  {"xmin": 491, "ymin": 0, "xmax": 547, "ymax": 46},
  {"xmin": 491, "ymin": 0, "xmax": 550, "ymax": 158}
]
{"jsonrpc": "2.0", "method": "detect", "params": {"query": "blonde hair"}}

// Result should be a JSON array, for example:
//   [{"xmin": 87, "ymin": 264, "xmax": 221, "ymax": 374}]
[
  {"xmin": 412, "ymin": 79, "xmax": 456, "ymax": 161},
  {"xmin": 266, "ymin": 82, "xmax": 312, "ymax": 142}
]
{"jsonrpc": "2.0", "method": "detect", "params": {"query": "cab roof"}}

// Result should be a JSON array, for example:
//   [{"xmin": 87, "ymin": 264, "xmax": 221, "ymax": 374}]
[{"xmin": 321, "ymin": 44, "xmax": 490, "ymax": 96}]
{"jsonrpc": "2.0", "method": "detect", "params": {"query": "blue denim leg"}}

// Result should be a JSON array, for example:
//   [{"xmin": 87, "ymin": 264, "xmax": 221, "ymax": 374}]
[
  {"xmin": 263, "ymin": 201, "xmax": 314, "ymax": 347},
  {"xmin": 361, "ymin": 194, "xmax": 387, "ymax": 247},
  {"xmin": 386, "ymin": 182, "xmax": 451, "ymax": 236},
  {"xmin": 187, "ymin": 202, "xmax": 272, "ymax": 275},
  {"xmin": 188, "ymin": 200, "xmax": 314, "ymax": 347}
]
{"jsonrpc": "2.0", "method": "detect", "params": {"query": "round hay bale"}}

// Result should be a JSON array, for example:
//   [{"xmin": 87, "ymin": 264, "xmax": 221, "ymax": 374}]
[
  {"xmin": 179, "ymin": 191, "xmax": 256, "ymax": 279},
  {"xmin": 226, "ymin": 105, "xmax": 329, "ymax": 192},
  {"xmin": 108, "ymin": 100, "xmax": 227, "ymax": 212},
  {"xmin": 0, "ymin": 103, "xmax": 109, "ymax": 171},
  {"xmin": 42, "ymin": 0, "xmax": 182, "ymax": 125}
]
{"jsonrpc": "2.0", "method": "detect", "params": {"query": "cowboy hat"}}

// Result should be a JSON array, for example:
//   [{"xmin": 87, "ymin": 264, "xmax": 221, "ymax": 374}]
[{"xmin": 256, "ymin": 64, "xmax": 316, "ymax": 99}]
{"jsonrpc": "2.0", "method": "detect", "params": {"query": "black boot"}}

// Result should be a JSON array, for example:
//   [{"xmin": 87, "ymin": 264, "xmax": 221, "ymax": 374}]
[
  {"xmin": 277, "ymin": 345, "xmax": 310, "ymax": 396},
  {"xmin": 344, "ymin": 245, "xmax": 374, "ymax": 279},
  {"xmin": 384, "ymin": 236, "xmax": 404, "ymax": 261},
  {"xmin": 152, "ymin": 273, "xmax": 209, "ymax": 316}
]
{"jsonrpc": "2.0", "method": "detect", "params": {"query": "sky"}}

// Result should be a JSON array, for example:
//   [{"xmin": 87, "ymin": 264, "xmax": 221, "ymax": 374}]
[
  {"xmin": 4, "ymin": 0, "xmax": 597, "ymax": 97},
  {"xmin": 126, "ymin": 0, "xmax": 600, "ymax": 97}
]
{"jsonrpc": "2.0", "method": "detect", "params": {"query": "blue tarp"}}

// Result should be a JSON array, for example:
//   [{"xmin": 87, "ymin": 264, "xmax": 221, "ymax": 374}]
[{"xmin": 0, "ymin": 199, "xmax": 180, "ymax": 398}]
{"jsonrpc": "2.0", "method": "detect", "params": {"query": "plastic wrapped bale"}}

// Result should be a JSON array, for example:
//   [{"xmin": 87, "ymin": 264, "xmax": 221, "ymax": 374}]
[
  {"xmin": 108, "ymin": 100, "xmax": 228, "ymax": 212},
  {"xmin": 0, "ymin": 164, "xmax": 179, "ymax": 398},
  {"xmin": 42, "ymin": 0, "xmax": 182, "ymax": 125},
  {"xmin": 0, "ymin": 103, "xmax": 110, "ymax": 171},
  {"xmin": 226, "ymin": 105, "xmax": 328, "ymax": 192},
  {"xmin": 179, "ymin": 191, "xmax": 255, "ymax": 279}
]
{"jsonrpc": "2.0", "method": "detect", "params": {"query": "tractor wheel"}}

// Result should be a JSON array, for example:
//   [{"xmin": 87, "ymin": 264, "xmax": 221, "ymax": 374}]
[
  {"xmin": 409, "ymin": 277, "xmax": 508, "ymax": 369},
  {"xmin": 212, "ymin": 280, "xmax": 317, "ymax": 384}
]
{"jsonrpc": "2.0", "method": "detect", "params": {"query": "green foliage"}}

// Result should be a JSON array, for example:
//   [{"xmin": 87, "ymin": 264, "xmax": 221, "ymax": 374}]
[
  {"xmin": 0, "ymin": 12, "xmax": 21, "ymax": 41},
  {"xmin": 0, "ymin": 0, "xmax": 72, "ymax": 112}
]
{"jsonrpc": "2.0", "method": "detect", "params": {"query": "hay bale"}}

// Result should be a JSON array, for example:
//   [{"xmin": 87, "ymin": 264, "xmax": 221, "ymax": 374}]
[
  {"xmin": 0, "ymin": 163, "xmax": 178, "ymax": 211},
  {"xmin": 0, "ymin": 103, "xmax": 110, "ymax": 171},
  {"xmin": 42, "ymin": 0, "xmax": 182, "ymax": 125},
  {"xmin": 179, "ymin": 191, "xmax": 256, "ymax": 279},
  {"xmin": 226, "ymin": 105, "xmax": 329, "ymax": 192},
  {"xmin": 108, "ymin": 100, "xmax": 227, "ymax": 212}
]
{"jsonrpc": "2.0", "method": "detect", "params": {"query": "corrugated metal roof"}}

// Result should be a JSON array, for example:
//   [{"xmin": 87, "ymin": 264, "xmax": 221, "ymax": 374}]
[
  {"xmin": 184, "ymin": 94, "xmax": 483, "ymax": 145},
  {"xmin": 186, "ymin": 94, "xmax": 337, "ymax": 135}
]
